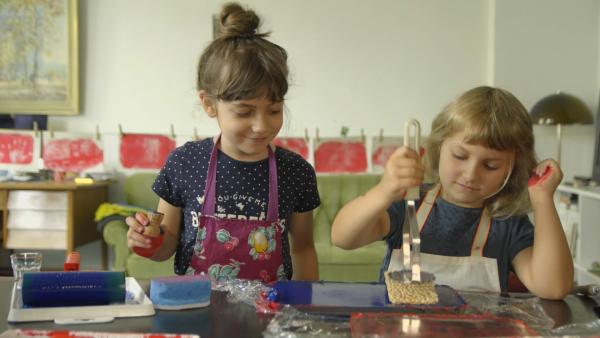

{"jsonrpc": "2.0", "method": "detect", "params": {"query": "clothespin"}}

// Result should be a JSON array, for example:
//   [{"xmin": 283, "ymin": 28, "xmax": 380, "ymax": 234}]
[
  {"xmin": 315, "ymin": 128, "xmax": 320, "ymax": 143},
  {"xmin": 33, "ymin": 121, "xmax": 39, "ymax": 137},
  {"xmin": 118, "ymin": 124, "xmax": 124, "ymax": 137},
  {"xmin": 170, "ymin": 124, "xmax": 176, "ymax": 139},
  {"xmin": 361, "ymin": 128, "xmax": 365, "ymax": 143},
  {"xmin": 304, "ymin": 128, "xmax": 309, "ymax": 142},
  {"xmin": 379, "ymin": 129, "xmax": 384, "ymax": 142},
  {"xmin": 96, "ymin": 125, "xmax": 101, "ymax": 141}
]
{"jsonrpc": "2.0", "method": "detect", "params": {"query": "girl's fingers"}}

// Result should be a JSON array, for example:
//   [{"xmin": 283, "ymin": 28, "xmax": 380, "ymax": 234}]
[
  {"xmin": 126, "ymin": 215, "xmax": 151, "ymax": 248},
  {"xmin": 127, "ymin": 228, "xmax": 151, "ymax": 248},
  {"xmin": 135, "ymin": 212, "xmax": 149, "ymax": 226},
  {"xmin": 125, "ymin": 216, "xmax": 145, "ymax": 234},
  {"xmin": 529, "ymin": 159, "xmax": 562, "ymax": 187}
]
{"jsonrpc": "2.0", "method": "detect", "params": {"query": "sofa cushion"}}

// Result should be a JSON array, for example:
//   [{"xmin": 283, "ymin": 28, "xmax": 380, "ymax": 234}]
[
  {"xmin": 103, "ymin": 172, "xmax": 388, "ymax": 282},
  {"xmin": 126, "ymin": 254, "xmax": 175, "ymax": 279},
  {"xmin": 125, "ymin": 173, "xmax": 160, "ymax": 210},
  {"xmin": 315, "ymin": 242, "xmax": 386, "ymax": 265}
]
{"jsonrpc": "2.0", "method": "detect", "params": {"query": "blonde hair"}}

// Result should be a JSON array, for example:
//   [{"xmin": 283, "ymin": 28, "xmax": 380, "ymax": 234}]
[
  {"xmin": 197, "ymin": 2, "xmax": 288, "ymax": 102},
  {"xmin": 424, "ymin": 86, "xmax": 537, "ymax": 218}
]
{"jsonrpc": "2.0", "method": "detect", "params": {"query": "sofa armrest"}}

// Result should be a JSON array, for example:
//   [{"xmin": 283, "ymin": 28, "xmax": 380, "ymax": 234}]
[{"xmin": 102, "ymin": 219, "xmax": 130, "ymax": 272}]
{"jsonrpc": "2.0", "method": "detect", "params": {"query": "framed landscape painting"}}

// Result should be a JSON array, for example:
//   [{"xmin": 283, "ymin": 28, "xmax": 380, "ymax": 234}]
[{"xmin": 0, "ymin": 0, "xmax": 79, "ymax": 115}]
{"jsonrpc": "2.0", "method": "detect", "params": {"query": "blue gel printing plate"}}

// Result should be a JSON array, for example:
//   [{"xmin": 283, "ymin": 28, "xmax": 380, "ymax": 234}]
[
  {"xmin": 8, "ymin": 277, "xmax": 155, "ymax": 323},
  {"xmin": 271, "ymin": 281, "xmax": 466, "ymax": 311}
]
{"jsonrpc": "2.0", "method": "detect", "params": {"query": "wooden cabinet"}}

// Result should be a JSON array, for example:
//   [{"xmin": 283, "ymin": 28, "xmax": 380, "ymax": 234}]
[
  {"xmin": 0, "ymin": 181, "xmax": 109, "ymax": 269},
  {"xmin": 556, "ymin": 184, "xmax": 600, "ymax": 285}
]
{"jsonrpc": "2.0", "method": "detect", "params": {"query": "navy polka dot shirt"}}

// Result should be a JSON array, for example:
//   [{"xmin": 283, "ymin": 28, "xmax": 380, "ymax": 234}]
[{"xmin": 152, "ymin": 138, "xmax": 321, "ymax": 278}]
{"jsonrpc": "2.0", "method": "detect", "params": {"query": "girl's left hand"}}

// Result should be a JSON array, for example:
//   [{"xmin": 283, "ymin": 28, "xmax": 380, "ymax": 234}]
[{"xmin": 528, "ymin": 159, "xmax": 563, "ymax": 197}]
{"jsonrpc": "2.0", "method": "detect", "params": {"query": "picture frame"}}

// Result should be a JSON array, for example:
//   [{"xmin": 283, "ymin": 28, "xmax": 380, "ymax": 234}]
[{"xmin": 0, "ymin": 0, "xmax": 79, "ymax": 115}]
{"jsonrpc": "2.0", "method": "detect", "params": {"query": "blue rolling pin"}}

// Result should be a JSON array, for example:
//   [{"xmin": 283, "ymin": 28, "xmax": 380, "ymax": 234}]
[{"xmin": 21, "ymin": 271, "xmax": 126, "ymax": 307}]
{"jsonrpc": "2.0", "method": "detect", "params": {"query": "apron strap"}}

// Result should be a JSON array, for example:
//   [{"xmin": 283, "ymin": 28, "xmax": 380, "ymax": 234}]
[
  {"xmin": 416, "ymin": 184, "xmax": 441, "ymax": 232},
  {"xmin": 201, "ymin": 136, "xmax": 221, "ymax": 216},
  {"xmin": 266, "ymin": 146, "xmax": 279, "ymax": 221},
  {"xmin": 414, "ymin": 183, "xmax": 492, "ymax": 257},
  {"xmin": 470, "ymin": 207, "xmax": 491, "ymax": 256},
  {"xmin": 202, "ymin": 134, "xmax": 279, "ymax": 221}
]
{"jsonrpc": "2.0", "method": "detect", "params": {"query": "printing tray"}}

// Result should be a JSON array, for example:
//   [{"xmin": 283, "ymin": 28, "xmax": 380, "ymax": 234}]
[
  {"xmin": 271, "ymin": 281, "xmax": 466, "ymax": 312},
  {"xmin": 7, "ymin": 277, "xmax": 155, "ymax": 323}
]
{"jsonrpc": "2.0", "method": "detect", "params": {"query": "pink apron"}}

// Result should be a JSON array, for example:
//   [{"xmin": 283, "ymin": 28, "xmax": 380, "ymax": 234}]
[{"xmin": 190, "ymin": 137, "xmax": 285, "ymax": 283}]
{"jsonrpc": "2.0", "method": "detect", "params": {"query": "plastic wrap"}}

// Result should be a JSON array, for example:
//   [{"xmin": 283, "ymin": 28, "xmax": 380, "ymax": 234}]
[
  {"xmin": 261, "ymin": 288, "xmax": 557, "ymax": 337},
  {"xmin": 212, "ymin": 278, "xmax": 273, "ymax": 311},
  {"xmin": 551, "ymin": 319, "xmax": 600, "ymax": 335},
  {"xmin": 459, "ymin": 291, "xmax": 554, "ymax": 332},
  {"xmin": 263, "ymin": 305, "xmax": 351, "ymax": 338},
  {"xmin": 212, "ymin": 280, "xmax": 561, "ymax": 336}
]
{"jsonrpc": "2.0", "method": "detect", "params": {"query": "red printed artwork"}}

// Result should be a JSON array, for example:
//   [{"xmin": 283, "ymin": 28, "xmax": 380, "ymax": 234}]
[
  {"xmin": 0, "ymin": 133, "xmax": 34, "ymax": 164},
  {"xmin": 314, "ymin": 140, "xmax": 367, "ymax": 173},
  {"xmin": 44, "ymin": 138, "xmax": 104, "ymax": 172},
  {"xmin": 273, "ymin": 137, "xmax": 309, "ymax": 159},
  {"xmin": 120, "ymin": 134, "xmax": 176, "ymax": 169},
  {"xmin": 372, "ymin": 144, "xmax": 399, "ymax": 168}
]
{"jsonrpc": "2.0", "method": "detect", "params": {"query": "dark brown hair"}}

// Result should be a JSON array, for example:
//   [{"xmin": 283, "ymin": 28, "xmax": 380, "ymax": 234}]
[
  {"xmin": 424, "ymin": 86, "xmax": 537, "ymax": 218},
  {"xmin": 197, "ymin": 2, "xmax": 288, "ymax": 102}
]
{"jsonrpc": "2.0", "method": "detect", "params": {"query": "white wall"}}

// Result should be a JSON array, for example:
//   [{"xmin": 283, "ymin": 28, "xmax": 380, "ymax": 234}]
[
  {"xmin": 494, "ymin": 0, "xmax": 598, "ymax": 179},
  {"xmin": 51, "ymin": 0, "xmax": 489, "ymax": 136},
  {"xmin": 46, "ymin": 0, "xmax": 599, "ymax": 182}
]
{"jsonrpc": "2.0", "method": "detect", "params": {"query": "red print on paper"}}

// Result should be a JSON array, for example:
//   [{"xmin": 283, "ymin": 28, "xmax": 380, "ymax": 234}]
[
  {"xmin": 44, "ymin": 138, "xmax": 104, "ymax": 172},
  {"xmin": 273, "ymin": 137, "xmax": 309, "ymax": 159},
  {"xmin": 120, "ymin": 134, "xmax": 176, "ymax": 169},
  {"xmin": 315, "ymin": 141, "xmax": 367, "ymax": 173},
  {"xmin": 0, "ymin": 133, "xmax": 34, "ymax": 164},
  {"xmin": 372, "ymin": 144, "xmax": 399, "ymax": 168}
]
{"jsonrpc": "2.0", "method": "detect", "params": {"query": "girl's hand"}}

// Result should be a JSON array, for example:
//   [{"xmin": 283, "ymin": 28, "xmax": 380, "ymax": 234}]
[
  {"xmin": 528, "ymin": 159, "xmax": 563, "ymax": 199},
  {"xmin": 377, "ymin": 146, "xmax": 424, "ymax": 201},
  {"xmin": 126, "ymin": 212, "xmax": 151, "ymax": 249}
]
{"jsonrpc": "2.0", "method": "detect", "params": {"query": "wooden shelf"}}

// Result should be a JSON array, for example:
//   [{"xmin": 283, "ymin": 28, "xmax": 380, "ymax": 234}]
[
  {"xmin": 557, "ymin": 184, "xmax": 600, "ymax": 286},
  {"xmin": 0, "ymin": 180, "xmax": 109, "ymax": 269}
]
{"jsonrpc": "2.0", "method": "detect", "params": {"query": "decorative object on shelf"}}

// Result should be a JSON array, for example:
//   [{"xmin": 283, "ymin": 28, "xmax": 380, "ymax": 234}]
[
  {"xmin": 0, "ymin": 0, "xmax": 79, "ymax": 115},
  {"xmin": 530, "ymin": 91, "xmax": 593, "ymax": 165}
]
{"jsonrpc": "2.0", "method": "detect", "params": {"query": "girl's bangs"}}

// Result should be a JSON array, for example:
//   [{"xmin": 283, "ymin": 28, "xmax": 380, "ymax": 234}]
[{"xmin": 453, "ymin": 113, "xmax": 515, "ymax": 151}]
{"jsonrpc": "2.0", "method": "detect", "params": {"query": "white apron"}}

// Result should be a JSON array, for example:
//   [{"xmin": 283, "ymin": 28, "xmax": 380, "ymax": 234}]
[{"xmin": 388, "ymin": 184, "xmax": 501, "ymax": 293}]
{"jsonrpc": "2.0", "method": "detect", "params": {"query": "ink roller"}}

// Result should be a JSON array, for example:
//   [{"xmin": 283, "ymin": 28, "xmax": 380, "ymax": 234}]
[{"xmin": 21, "ymin": 271, "xmax": 126, "ymax": 307}]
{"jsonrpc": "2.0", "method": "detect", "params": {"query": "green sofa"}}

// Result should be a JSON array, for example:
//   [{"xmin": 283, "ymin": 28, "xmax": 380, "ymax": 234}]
[{"xmin": 101, "ymin": 173, "xmax": 386, "ymax": 282}]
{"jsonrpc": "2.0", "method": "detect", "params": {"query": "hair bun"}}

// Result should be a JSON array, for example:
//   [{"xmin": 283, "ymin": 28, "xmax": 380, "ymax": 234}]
[{"xmin": 219, "ymin": 2, "xmax": 263, "ymax": 39}]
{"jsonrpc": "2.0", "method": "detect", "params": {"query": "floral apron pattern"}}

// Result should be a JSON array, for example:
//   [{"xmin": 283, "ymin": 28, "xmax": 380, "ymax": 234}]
[{"xmin": 190, "ymin": 135, "xmax": 284, "ymax": 282}]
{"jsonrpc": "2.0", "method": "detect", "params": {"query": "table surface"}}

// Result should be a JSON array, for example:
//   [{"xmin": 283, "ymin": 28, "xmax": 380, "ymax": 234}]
[{"xmin": 1, "ymin": 277, "xmax": 598, "ymax": 337}]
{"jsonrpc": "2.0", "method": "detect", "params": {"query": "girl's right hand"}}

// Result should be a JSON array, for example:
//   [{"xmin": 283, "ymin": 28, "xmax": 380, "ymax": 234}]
[
  {"xmin": 377, "ymin": 146, "xmax": 424, "ymax": 201},
  {"xmin": 126, "ymin": 212, "xmax": 151, "ymax": 249}
]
